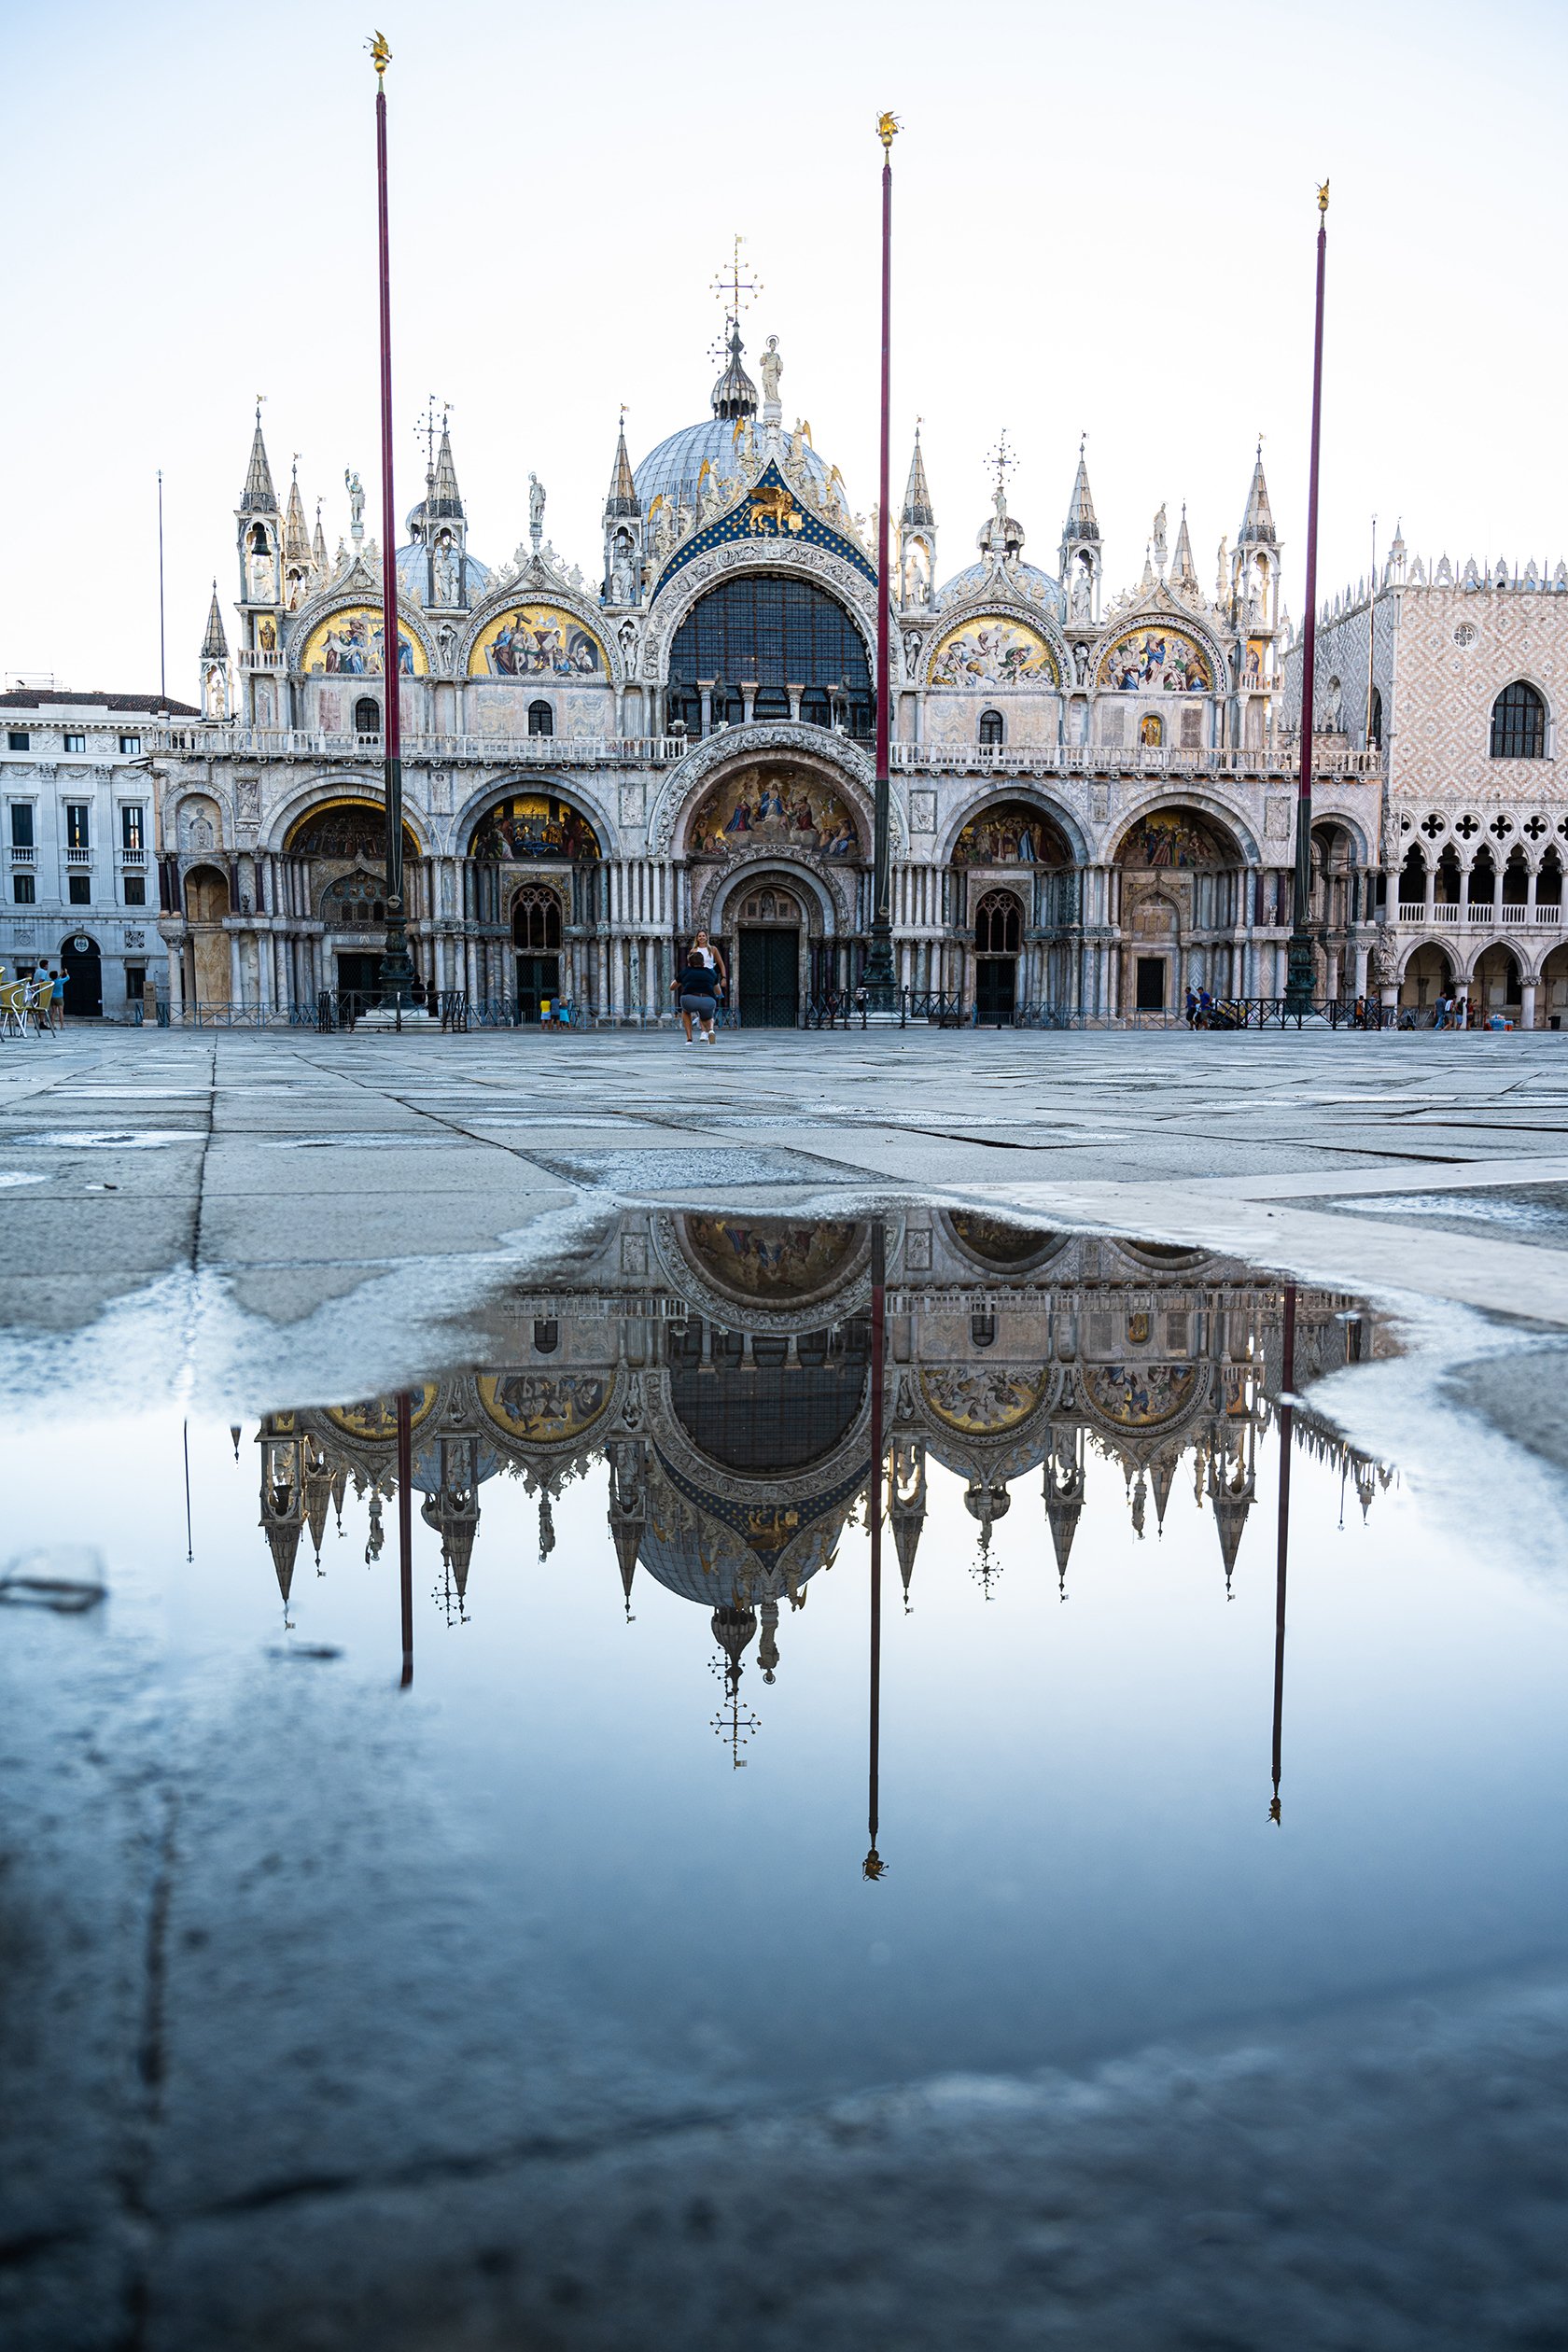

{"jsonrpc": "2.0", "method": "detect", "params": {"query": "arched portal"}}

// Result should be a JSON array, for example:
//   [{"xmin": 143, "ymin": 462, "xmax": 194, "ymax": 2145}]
[
  {"xmin": 1401, "ymin": 941, "xmax": 1454, "ymax": 1012},
  {"xmin": 732, "ymin": 876, "xmax": 805, "ymax": 1028},
  {"xmin": 182, "ymin": 863, "xmax": 231, "ymax": 1005},
  {"xmin": 1113, "ymin": 805, "xmax": 1248, "ymax": 1012},
  {"xmin": 510, "ymin": 881, "xmax": 566, "ymax": 1022},
  {"xmin": 1472, "ymin": 940, "xmax": 1522, "ymax": 1017},
  {"xmin": 59, "ymin": 931, "xmax": 102, "ymax": 1019},
  {"xmin": 973, "ymin": 888, "xmax": 1024, "ymax": 1025}
]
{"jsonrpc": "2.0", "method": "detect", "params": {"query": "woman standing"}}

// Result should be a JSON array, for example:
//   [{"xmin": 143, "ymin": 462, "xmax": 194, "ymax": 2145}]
[{"xmin": 672, "ymin": 939, "xmax": 721, "ymax": 1045}]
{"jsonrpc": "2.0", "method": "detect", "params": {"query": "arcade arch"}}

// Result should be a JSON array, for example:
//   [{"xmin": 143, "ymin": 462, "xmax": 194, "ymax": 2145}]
[{"xmin": 1112, "ymin": 805, "xmax": 1250, "ymax": 1013}]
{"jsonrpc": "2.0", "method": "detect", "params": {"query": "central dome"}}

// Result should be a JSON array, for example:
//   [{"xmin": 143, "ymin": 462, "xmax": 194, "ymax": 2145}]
[{"xmin": 634, "ymin": 328, "xmax": 833, "ymax": 519}]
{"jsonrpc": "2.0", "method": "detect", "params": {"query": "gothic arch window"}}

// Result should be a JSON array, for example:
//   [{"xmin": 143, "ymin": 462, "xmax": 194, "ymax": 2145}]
[
  {"xmin": 1369, "ymin": 685, "xmax": 1383, "ymax": 749},
  {"xmin": 532, "ymin": 1319, "xmax": 559, "ymax": 1355},
  {"xmin": 979, "ymin": 708, "xmax": 1004, "ymax": 747},
  {"xmin": 511, "ymin": 885, "xmax": 564, "ymax": 951},
  {"xmin": 667, "ymin": 577, "xmax": 874, "ymax": 739},
  {"xmin": 527, "ymin": 699, "xmax": 553, "ymax": 737},
  {"xmin": 974, "ymin": 889, "xmax": 1023, "ymax": 955},
  {"xmin": 353, "ymin": 696, "xmax": 381, "ymax": 738},
  {"xmin": 1491, "ymin": 680, "xmax": 1547, "ymax": 759}
]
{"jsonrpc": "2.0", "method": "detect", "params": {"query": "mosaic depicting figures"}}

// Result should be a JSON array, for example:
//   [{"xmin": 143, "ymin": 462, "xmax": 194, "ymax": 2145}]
[
  {"xmin": 681, "ymin": 1215, "xmax": 863, "ymax": 1303},
  {"xmin": 1085, "ymin": 1363, "xmax": 1197, "ymax": 1427},
  {"xmin": 946, "ymin": 1212, "xmax": 1060, "ymax": 1267},
  {"xmin": 920, "ymin": 1367, "xmax": 1047, "ymax": 1434},
  {"xmin": 950, "ymin": 801, "xmax": 1061, "ymax": 867},
  {"xmin": 287, "ymin": 803, "xmax": 421, "ymax": 861},
  {"xmin": 477, "ymin": 1372, "xmax": 609, "ymax": 1443},
  {"xmin": 687, "ymin": 768, "xmax": 861, "ymax": 861},
  {"xmin": 300, "ymin": 607, "xmax": 427, "ymax": 676},
  {"xmin": 469, "ymin": 607, "xmax": 606, "ymax": 678},
  {"xmin": 929, "ymin": 617, "xmax": 1057, "ymax": 688},
  {"xmin": 325, "ymin": 1388, "xmax": 438, "ymax": 1441},
  {"xmin": 1097, "ymin": 628, "xmax": 1212, "ymax": 693},
  {"xmin": 469, "ymin": 795, "xmax": 602, "ymax": 861},
  {"xmin": 1120, "ymin": 810, "xmax": 1221, "ymax": 869}
]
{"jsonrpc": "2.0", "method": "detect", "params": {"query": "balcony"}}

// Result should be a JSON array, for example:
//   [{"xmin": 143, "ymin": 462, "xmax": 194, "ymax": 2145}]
[
  {"xmin": 1395, "ymin": 899, "xmax": 1561, "ymax": 928},
  {"xmin": 120, "ymin": 847, "xmax": 147, "ymax": 867},
  {"xmin": 64, "ymin": 846, "xmax": 92, "ymax": 867},
  {"xmin": 7, "ymin": 844, "xmax": 35, "ymax": 866},
  {"xmin": 239, "ymin": 647, "xmax": 287, "ymax": 672},
  {"xmin": 890, "ymin": 741, "xmax": 1383, "ymax": 781},
  {"xmin": 145, "ymin": 726, "xmax": 686, "ymax": 766}
]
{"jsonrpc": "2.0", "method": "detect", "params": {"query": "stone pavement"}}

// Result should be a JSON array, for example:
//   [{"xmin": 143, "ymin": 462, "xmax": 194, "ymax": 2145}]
[
  {"xmin": 7, "ymin": 1023, "xmax": 1568, "ymax": 2351},
  {"xmin": 8, "ymin": 1025, "xmax": 1568, "ymax": 1383}
]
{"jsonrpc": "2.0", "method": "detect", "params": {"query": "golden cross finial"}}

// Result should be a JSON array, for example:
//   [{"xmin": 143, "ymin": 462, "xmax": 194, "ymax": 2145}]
[
  {"xmin": 368, "ymin": 29, "xmax": 391, "ymax": 80},
  {"xmin": 877, "ymin": 110, "xmax": 900, "ymax": 150},
  {"xmin": 1317, "ymin": 177, "xmax": 1330, "ymax": 213},
  {"xmin": 711, "ymin": 231, "xmax": 762, "ymax": 328},
  {"xmin": 987, "ymin": 427, "xmax": 1015, "ymax": 496}
]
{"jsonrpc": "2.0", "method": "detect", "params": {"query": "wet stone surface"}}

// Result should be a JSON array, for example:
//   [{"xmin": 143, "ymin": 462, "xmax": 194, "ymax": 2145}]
[{"xmin": 4, "ymin": 1202, "xmax": 1568, "ymax": 2349}]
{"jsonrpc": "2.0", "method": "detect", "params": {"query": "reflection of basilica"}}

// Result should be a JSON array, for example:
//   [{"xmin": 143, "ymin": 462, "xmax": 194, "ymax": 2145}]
[
  {"xmin": 254, "ymin": 1213, "xmax": 1388, "ymax": 1761},
  {"xmin": 151, "ymin": 288, "xmax": 1379, "ymax": 1026}
]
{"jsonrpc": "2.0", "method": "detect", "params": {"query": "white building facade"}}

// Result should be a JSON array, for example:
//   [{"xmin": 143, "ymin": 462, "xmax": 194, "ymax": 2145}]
[
  {"xmin": 147, "ymin": 333, "xmax": 1379, "ymax": 1027},
  {"xmin": 0, "ymin": 688, "xmax": 196, "ymax": 1018},
  {"xmin": 1284, "ymin": 539, "xmax": 1568, "ymax": 1026}
]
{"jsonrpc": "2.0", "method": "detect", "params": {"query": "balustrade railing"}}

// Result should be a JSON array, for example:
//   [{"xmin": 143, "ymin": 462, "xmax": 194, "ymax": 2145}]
[
  {"xmin": 146, "ymin": 725, "xmax": 684, "ymax": 764},
  {"xmin": 889, "ymin": 741, "xmax": 1383, "ymax": 780}
]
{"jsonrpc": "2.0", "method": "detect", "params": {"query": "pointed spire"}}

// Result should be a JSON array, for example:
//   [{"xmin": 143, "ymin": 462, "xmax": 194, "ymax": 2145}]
[
  {"xmin": 283, "ymin": 465, "xmax": 311, "ymax": 565},
  {"xmin": 312, "ymin": 504, "xmax": 329, "ymax": 576},
  {"xmin": 901, "ymin": 425, "xmax": 934, "ymax": 528},
  {"xmin": 201, "ymin": 581, "xmax": 228, "ymax": 661},
  {"xmin": 263, "ymin": 1515, "xmax": 302, "ymax": 1603},
  {"xmin": 428, "ymin": 421, "xmax": 464, "ymax": 520},
  {"xmin": 240, "ymin": 407, "xmax": 277, "ymax": 513},
  {"xmin": 1239, "ymin": 441, "xmax": 1276, "ymax": 546},
  {"xmin": 1170, "ymin": 503, "xmax": 1198, "ymax": 594},
  {"xmin": 1064, "ymin": 437, "xmax": 1099, "ymax": 542},
  {"xmin": 605, "ymin": 413, "xmax": 638, "ymax": 518}
]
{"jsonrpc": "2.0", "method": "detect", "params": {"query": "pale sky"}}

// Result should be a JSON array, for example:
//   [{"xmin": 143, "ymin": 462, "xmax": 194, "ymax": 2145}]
[{"xmin": 3, "ymin": 0, "xmax": 1564, "ymax": 695}]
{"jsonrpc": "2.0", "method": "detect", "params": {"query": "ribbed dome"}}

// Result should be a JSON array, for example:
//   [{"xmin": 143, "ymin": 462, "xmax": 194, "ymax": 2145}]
[
  {"xmin": 633, "ymin": 419, "xmax": 830, "ymax": 521},
  {"xmin": 939, "ymin": 557, "xmax": 1058, "ymax": 610}
]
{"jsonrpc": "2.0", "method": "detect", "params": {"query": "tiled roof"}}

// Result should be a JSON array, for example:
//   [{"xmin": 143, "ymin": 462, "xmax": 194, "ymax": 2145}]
[{"xmin": 0, "ymin": 690, "xmax": 200, "ymax": 715}]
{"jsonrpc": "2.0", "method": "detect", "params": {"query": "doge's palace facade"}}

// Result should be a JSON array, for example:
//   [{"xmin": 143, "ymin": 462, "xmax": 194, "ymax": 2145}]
[{"xmin": 148, "ymin": 318, "xmax": 1380, "ymax": 1026}]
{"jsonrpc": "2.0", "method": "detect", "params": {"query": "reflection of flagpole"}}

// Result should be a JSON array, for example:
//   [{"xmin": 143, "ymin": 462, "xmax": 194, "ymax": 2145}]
[
  {"xmin": 182, "ymin": 1418, "xmax": 192, "ymax": 1562},
  {"xmin": 397, "ymin": 1388, "xmax": 414, "ymax": 1688},
  {"xmin": 1270, "ymin": 1282, "xmax": 1297, "ymax": 1823},
  {"xmin": 864, "ymin": 1222, "xmax": 887, "ymax": 1880}
]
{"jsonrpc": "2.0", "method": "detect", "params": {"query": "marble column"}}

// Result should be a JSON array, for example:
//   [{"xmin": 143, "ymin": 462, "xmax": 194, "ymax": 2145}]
[{"xmin": 1522, "ymin": 979, "xmax": 1538, "ymax": 1031}]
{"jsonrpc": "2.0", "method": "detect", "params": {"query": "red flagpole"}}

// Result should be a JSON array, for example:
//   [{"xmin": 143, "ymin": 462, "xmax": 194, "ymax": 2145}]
[
  {"xmin": 864, "ymin": 113, "xmax": 899, "ymax": 1012},
  {"xmin": 1286, "ymin": 184, "xmax": 1330, "ymax": 1012},
  {"xmin": 371, "ymin": 33, "xmax": 413, "ymax": 1017},
  {"xmin": 864, "ymin": 1219, "xmax": 886, "ymax": 1881}
]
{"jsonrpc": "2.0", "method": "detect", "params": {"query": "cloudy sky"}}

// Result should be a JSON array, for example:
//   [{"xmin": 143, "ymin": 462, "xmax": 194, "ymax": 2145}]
[{"xmin": 3, "ymin": 0, "xmax": 1563, "ymax": 694}]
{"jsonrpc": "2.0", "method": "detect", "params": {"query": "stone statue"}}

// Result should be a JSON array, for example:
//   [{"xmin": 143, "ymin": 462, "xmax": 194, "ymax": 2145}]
[
  {"xmin": 1073, "ymin": 640, "xmax": 1091, "ymax": 685},
  {"xmin": 345, "ymin": 469, "xmax": 365, "ymax": 539},
  {"xmin": 760, "ymin": 335, "xmax": 783, "ymax": 408},
  {"xmin": 432, "ymin": 534, "xmax": 460, "ymax": 606},
  {"xmin": 903, "ymin": 630, "xmax": 922, "ymax": 676},
  {"xmin": 1370, "ymin": 929, "xmax": 1397, "ymax": 987},
  {"xmin": 529, "ymin": 473, "xmax": 546, "ymax": 544},
  {"xmin": 611, "ymin": 545, "xmax": 637, "ymax": 604},
  {"xmin": 1071, "ymin": 566, "xmax": 1091, "ymax": 619}
]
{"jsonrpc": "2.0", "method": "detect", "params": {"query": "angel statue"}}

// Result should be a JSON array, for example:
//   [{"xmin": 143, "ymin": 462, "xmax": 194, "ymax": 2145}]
[
  {"xmin": 760, "ymin": 335, "xmax": 783, "ymax": 408},
  {"xmin": 344, "ymin": 469, "xmax": 365, "ymax": 539}
]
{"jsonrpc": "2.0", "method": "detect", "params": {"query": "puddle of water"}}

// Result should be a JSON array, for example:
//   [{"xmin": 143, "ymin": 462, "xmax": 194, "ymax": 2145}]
[
  {"xmin": 0, "ymin": 1170, "xmax": 48, "ymax": 1187},
  {"xmin": 5, "ymin": 1209, "xmax": 1565, "ymax": 2126},
  {"xmin": 1323, "ymin": 1184, "xmax": 1568, "ymax": 1251},
  {"xmin": 7, "ymin": 1129, "xmax": 194, "ymax": 1150}
]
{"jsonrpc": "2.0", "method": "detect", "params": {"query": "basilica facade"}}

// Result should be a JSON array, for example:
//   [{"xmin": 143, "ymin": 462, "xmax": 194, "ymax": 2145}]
[{"xmin": 148, "ymin": 324, "xmax": 1380, "ymax": 1025}]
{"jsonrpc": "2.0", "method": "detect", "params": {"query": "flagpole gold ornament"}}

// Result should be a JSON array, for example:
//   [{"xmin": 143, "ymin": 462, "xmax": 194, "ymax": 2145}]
[
  {"xmin": 368, "ymin": 28, "xmax": 391, "ymax": 81},
  {"xmin": 876, "ymin": 110, "xmax": 900, "ymax": 150},
  {"xmin": 1318, "ymin": 178, "xmax": 1329, "ymax": 213}
]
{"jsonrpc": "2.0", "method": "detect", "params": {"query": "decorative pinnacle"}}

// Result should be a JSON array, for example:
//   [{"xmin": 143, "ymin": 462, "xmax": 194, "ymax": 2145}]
[
  {"xmin": 877, "ymin": 110, "xmax": 900, "ymax": 150},
  {"xmin": 1317, "ymin": 177, "xmax": 1329, "ymax": 214},
  {"xmin": 862, "ymin": 1846, "xmax": 888, "ymax": 1881},
  {"xmin": 368, "ymin": 28, "xmax": 391, "ymax": 81}
]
